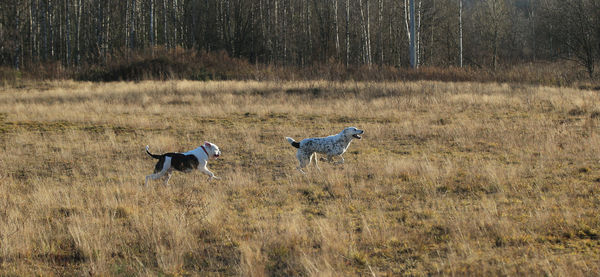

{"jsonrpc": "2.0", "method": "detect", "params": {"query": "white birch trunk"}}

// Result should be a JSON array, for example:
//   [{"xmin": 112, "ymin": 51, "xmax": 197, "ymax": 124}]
[
  {"xmin": 150, "ymin": 0, "xmax": 155, "ymax": 47},
  {"xmin": 409, "ymin": 0, "xmax": 416, "ymax": 68},
  {"xmin": 163, "ymin": 0, "xmax": 167, "ymax": 48},
  {"xmin": 274, "ymin": 0, "xmax": 278, "ymax": 62},
  {"xmin": 76, "ymin": 0, "xmax": 81, "ymax": 63},
  {"xmin": 459, "ymin": 0, "xmax": 463, "ymax": 67},
  {"xmin": 345, "ymin": 0, "xmax": 349, "ymax": 67},
  {"xmin": 15, "ymin": 4, "xmax": 20, "ymax": 69},
  {"xmin": 404, "ymin": 0, "xmax": 410, "ymax": 45},
  {"xmin": 358, "ymin": 0, "xmax": 369, "ymax": 65},
  {"xmin": 283, "ymin": 0, "xmax": 288, "ymax": 63},
  {"xmin": 417, "ymin": 0, "xmax": 421, "ymax": 66},
  {"xmin": 366, "ymin": 0, "xmax": 371, "ymax": 66},
  {"xmin": 172, "ymin": 0, "xmax": 177, "ymax": 47},
  {"xmin": 65, "ymin": 0, "xmax": 70, "ymax": 65},
  {"xmin": 333, "ymin": 0, "xmax": 340, "ymax": 61},
  {"xmin": 378, "ymin": 0, "xmax": 383, "ymax": 64},
  {"xmin": 30, "ymin": 0, "xmax": 35, "ymax": 62},
  {"xmin": 130, "ymin": 0, "xmax": 136, "ymax": 49}
]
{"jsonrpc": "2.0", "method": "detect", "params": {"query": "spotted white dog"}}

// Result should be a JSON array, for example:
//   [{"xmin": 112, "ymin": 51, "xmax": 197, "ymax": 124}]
[
  {"xmin": 144, "ymin": 142, "xmax": 221, "ymax": 186},
  {"xmin": 286, "ymin": 127, "xmax": 364, "ymax": 173}
]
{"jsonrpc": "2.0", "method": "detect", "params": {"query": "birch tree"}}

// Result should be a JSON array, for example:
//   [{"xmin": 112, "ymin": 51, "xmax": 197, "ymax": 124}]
[
  {"xmin": 345, "ymin": 0, "xmax": 349, "ymax": 66},
  {"xmin": 458, "ymin": 0, "xmax": 462, "ymax": 67},
  {"xmin": 150, "ymin": 0, "xmax": 155, "ymax": 47},
  {"xmin": 65, "ymin": 0, "xmax": 70, "ymax": 65},
  {"xmin": 358, "ymin": 0, "xmax": 371, "ymax": 65},
  {"xmin": 333, "ymin": 0, "xmax": 340, "ymax": 60}
]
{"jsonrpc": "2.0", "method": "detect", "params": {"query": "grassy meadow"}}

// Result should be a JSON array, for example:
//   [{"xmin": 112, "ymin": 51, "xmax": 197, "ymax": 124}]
[{"xmin": 1, "ymin": 80, "xmax": 600, "ymax": 276}]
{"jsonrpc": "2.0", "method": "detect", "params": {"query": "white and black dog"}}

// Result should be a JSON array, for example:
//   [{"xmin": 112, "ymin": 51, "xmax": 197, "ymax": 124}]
[
  {"xmin": 144, "ymin": 142, "xmax": 221, "ymax": 186},
  {"xmin": 286, "ymin": 127, "xmax": 364, "ymax": 173}
]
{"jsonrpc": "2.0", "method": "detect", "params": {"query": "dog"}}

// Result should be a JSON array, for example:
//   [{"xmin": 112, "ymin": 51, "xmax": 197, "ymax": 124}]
[
  {"xmin": 285, "ymin": 127, "xmax": 364, "ymax": 173},
  {"xmin": 144, "ymin": 142, "xmax": 221, "ymax": 186}
]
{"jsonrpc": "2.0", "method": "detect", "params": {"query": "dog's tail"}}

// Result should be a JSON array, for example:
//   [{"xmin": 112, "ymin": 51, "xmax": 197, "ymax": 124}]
[
  {"xmin": 145, "ymin": 145, "xmax": 162, "ymax": 159},
  {"xmin": 285, "ymin": 137, "xmax": 300, "ymax": 148}
]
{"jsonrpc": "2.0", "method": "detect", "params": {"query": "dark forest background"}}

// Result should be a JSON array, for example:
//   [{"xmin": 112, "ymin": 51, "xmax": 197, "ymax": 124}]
[{"xmin": 0, "ymin": 0, "xmax": 599, "ymax": 83}]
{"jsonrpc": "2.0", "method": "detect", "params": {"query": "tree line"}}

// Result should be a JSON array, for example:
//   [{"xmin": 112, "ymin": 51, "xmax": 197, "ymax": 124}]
[{"xmin": 1, "ymin": 0, "xmax": 599, "ymax": 77}]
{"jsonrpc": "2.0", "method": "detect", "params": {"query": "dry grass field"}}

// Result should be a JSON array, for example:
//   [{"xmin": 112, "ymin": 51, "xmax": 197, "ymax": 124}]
[{"xmin": 1, "ymin": 80, "xmax": 600, "ymax": 276}]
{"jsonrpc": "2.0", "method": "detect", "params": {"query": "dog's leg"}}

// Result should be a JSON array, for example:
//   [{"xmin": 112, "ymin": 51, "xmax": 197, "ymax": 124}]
[
  {"xmin": 312, "ymin": 153, "xmax": 321, "ymax": 171},
  {"xmin": 145, "ymin": 157, "xmax": 171, "ymax": 186},
  {"xmin": 145, "ymin": 171, "xmax": 166, "ymax": 186},
  {"xmin": 297, "ymin": 160, "xmax": 307, "ymax": 174},
  {"xmin": 297, "ymin": 150, "xmax": 309, "ymax": 174},
  {"xmin": 334, "ymin": 155, "xmax": 345, "ymax": 165},
  {"xmin": 163, "ymin": 171, "xmax": 173, "ymax": 186},
  {"xmin": 200, "ymin": 166, "xmax": 219, "ymax": 181}
]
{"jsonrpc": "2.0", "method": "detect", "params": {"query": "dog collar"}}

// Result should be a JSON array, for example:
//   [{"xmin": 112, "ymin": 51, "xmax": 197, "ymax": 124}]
[{"xmin": 201, "ymin": 145, "xmax": 210, "ymax": 157}]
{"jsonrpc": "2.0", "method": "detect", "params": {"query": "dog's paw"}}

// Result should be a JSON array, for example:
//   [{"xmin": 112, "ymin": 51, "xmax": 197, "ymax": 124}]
[{"xmin": 207, "ymin": 176, "xmax": 221, "ymax": 181}]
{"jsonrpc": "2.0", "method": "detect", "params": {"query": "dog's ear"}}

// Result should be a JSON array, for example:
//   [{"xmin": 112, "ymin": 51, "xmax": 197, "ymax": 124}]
[{"xmin": 204, "ymin": 141, "xmax": 211, "ymax": 148}]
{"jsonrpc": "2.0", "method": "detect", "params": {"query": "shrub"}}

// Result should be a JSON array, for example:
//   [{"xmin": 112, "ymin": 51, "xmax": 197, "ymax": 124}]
[
  {"xmin": 75, "ymin": 47, "xmax": 254, "ymax": 81},
  {"xmin": 0, "ymin": 66, "xmax": 22, "ymax": 86}
]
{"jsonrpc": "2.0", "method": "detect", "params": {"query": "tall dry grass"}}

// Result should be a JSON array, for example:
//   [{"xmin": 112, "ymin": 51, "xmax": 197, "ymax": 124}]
[{"xmin": 1, "ymin": 80, "xmax": 600, "ymax": 275}]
